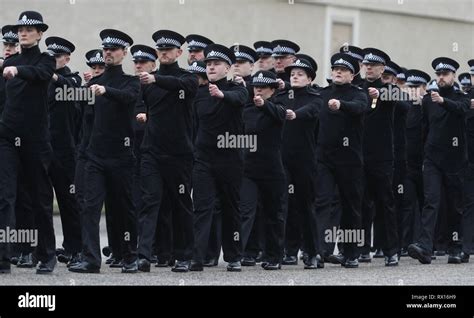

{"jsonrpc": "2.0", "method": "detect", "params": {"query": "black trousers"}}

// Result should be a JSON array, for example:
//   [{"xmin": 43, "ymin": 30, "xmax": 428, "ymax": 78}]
[
  {"xmin": 154, "ymin": 193, "xmax": 174, "ymax": 262},
  {"xmin": 192, "ymin": 159, "xmax": 242, "ymax": 263},
  {"xmin": 76, "ymin": 156, "xmax": 119, "ymax": 259},
  {"xmin": 0, "ymin": 138, "xmax": 55, "ymax": 263},
  {"xmin": 240, "ymin": 176, "xmax": 286, "ymax": 263},
  {"xmin": 14, "ymin": 166, "xmax": 35, "ymax": 256},
  {"xmin": 418, "ymin": 159, "xmax": 464, "ymax": 253},
  {"xmin": 399, "ymin": 163, "xmax": 424, "ymax": 249},
  {"xmin": 49, "ymin": 151, "xmax": 82, "ymax": 254},
  {"xmin": 205, "ymin": 200, "xmax": 222, "ymax": 262},
  {"xmin": 462, "ymin": 164, "xmax": 474, "ymax": 254},
  {"xmin": 284, "ymin": 160, "xmax": 318, "ymax": 257},
  {"xmin": 243, "ymin": 198, "xmax": 265, "ymax": 258},
  {"xmin": 393, "ymin": 161, "xmax": 407, "ymax": 251},
  {"xmin": 315, "ymin": 162, "xmax": 364, "ymax": 259},
  {"xmin": 434, "ymin": 190, "xmax": 449, "ymax": 252},
  {"xmin": 81, "ymin": 153, "xmax": 137, "ymax": 267},
  {"xmin": 321, "ymin": 187, "xmax": 344, "ymax": 256},
  {"xmin": 138, "ymin": 152, "xmax": 193, "ymax": 262},
  {"xmin": 360, "ymin": 161, "xmax": 399, "ymax": 257}
]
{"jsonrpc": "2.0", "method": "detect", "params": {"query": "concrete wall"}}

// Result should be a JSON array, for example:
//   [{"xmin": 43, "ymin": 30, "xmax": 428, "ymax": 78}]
[{"xmin": 1, "ymin": 0, "xmax": 472, "ymax": 86}]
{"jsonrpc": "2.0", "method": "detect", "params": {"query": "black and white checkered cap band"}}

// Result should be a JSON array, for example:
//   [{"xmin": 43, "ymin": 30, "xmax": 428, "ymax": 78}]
[
  {"xmin": 132, "ymin": 50, "xmax": 156, "ymax": 61},
  {"xmin": 187, "ymin": 40, "xmax": 207, "ymax": 49},
  {"xmin": 47, "ymin": 43, "xmax": 71, "ymax": 53},
  {"xmin": 2, "ymin": 31, "xmax": 18, "ymax": 41},
  {"xmin": 188, "ymin": 63, "xmax": 206, "ymax": 73},
  {"xmin": 435, "ymin": 63, "xmax": 456, "ymax": 72},
  {"xmin": 256, "ymin": 47, "xmax": 273, "ymax": 55},
  {"xmin": 290, "ymin": 60, "xmax": 312, "ymax": 70},
  {"xmin": 332, "ymin": 58, "xmax": 355, "ymax": 73},
  {"xmin": 272, "ymin": 46, "xmax": 296, "ymax": 56},
  {"xmin": 469, "ymin": 66, "xmax": 474, "ymax": 73},
  {"xmin": 89, "ymin": 53, "xmax": 104, "ymax": 64},
  {"xmin": 363, "ymin": 53, "xmax": 386, "ymax": 64},
  {"xmin": 397, "ymin": 73, "xmax": 406, "ymax": 80},
  {"xmin": 16, "ymin": 17, "xmax": 44, "ymax": 26},
  {"xmin": 346, "ymin": 52, "xmax": 363, "ymax": 61},
  {"xmin": 156, "ymin": 37, "xmax": 181, "ymax": 48},
  {"xmin": 234, "ymin": 51, "xmax": 255, "ymax": 63},
  {"xmin": 206, "ymin": 50, "xmax": 232, "ymax": 65},
  {"xmin": 406, "ymin": 75, "xmax": 428, "ymax": 85},
  {"xmin": 102, "ymin": 36, "xmax": 130, "ymax": 47},
  {"xmin": 384, "ymin": 66, "xmax": 398, "ymax": 75},
  {"xmin": 252, "ymin": 73, "xmax": 277, "ymax": 85},
  {"xmin": 460, "ymin": 78, "xmax": 471, "ymax": 86}
]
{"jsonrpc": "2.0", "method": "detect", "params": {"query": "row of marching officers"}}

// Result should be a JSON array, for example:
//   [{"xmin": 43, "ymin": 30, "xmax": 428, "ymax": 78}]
[{"xmin": 1, "ymin": 11, "xmax": 473, "ymax": 274}]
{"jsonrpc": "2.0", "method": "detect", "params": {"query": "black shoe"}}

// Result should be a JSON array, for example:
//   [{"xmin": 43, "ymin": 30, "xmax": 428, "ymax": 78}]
[
  {"xmin": 10, "ymin": 256, "xmax": 19, "ymax": 266},
  {"xmin": 385, "ymin": 254, "xmax": 399, "ymax": 266},
  {"xmin": 55, "ymin": 248, "xmax": 65, "ymax": 256},
  {"xmin": 150, "ymin": 255, "xmax": 158, "ymax": 264},
  {"xmin": 17, "ymin": 253, "xmax": 35, "ymax": 268},
  {"xmin": 255, "ymin": 251, "xmax": 264, "ymax": 263},
  {"xmin": 105, "ymin": 256, "xmax": 115, "ymax": 265},
  {"xmin": 36, "ymin": 257, "xmax": 57, "ymax": 274},
  {"xmin": 155, "ymin": 258, "xmax": 170, "ymax": 267},
  {"xmin": 262, "ymin": 262, "xmax": 281, "ymax": 270},
  {"xmin": 304, "ymin": 255, "xmax": 324, "ymax": 269},
  {"xmin": 138, "ymin": 259, "xmax": 151, "ymax": 272},
  {"xmin": 461, "ymin": 252, "xmax": 470, "ymax": 263},
  {"xmin": 227, "ymin": 261, "xmax": 242, "ymax": 272},
  {"xmin": 328, "ymin": 253, "xmax": 346, "ymax": 265},
  {"xmin": 282, "ymin": 255, "xmax": 298, "ymax": 265},
  {"xmin": 171, "ymin": 261, "xmax": 190, "ymax": 273},
  {"xmin": 407, "ymin": 243, "xmax": 432, "ymax": 264},
  {"xmin": 68, "ymin": 261, "xmax": 100, "ymax": 273},
  {"xmin": 189, "ymin": 261, "xmax": 203, "ymax": 272},
  {"xmin": 0, "ymin": 261, "xmax": 11, "ymax": 274},
  {"xmin": 343, "ymin": 258, "xmax": 359, "ymax": 268},
  {"xmin": 434, "ymin": 250, "xmax": 446, "ymax": 256},
  {"xmin": 67, "ymin": 253, "xmax": 81, "ymax": 268},
  {"xmin": 358, "ymin": 253, "xmax": 371, "ymax": 263},
  {"xmin": 373, "ymin": 249, "xmax": 384, "ymax": 258},
  {"xmin": 168, "ymin": 259, "xmax": 176, "ymax": 267},
  {"xmin": 400, "ymin": 248, "xmax": 409, "ymax": 257},
  {"xmin": 203, "ymin": 258, "xmax": 218, "ymax": 267},
  {"xmin": 102, "ymin": 246, "xmax": 111, "ymax": 257},
  {"xmin": 431, "ymin": 253, "xmax": 437, "ymax": 260},
  {"xmin": 447, "ymin": 253, "xmax": 462, "ymax": 264},
  {"xmin": 301, "ymin": 252, "xmax": 309, "ymax": 264},
  {"xmin": 109, "ymin": 258, "xmax": 123, "ymax": 268},
  {"xmin": 121, "ymin": 260, "xmax": 138, "ymax": 273},
  {"xmin": 241, "ymin": 256, "xmax": 256, "ymax": 266},
  {"xmin": 57, "ymin": 252, "xmax": 72, "ymax": 264}
]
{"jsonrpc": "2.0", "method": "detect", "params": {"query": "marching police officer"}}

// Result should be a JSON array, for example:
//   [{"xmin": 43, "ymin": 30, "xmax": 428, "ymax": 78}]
[
  {"xmin": 359, "ymin": 48, "xmax": 399, "ymax": 266},
  {"xmin": 230, "ymin": 44, "xmax": 257, "ymax": 95},
  {"xmin": 339, "ymin": 45, "xmax": 365, "ymax": 87},
  {"xmin": 69, "ymin": 29, "xmax": 140, "ymax": 273},
  {"xmin": 185, "ymin": 34, "xmax": 213, "ymax": 65},
  {"xmin": 1, "ymin": 24, "xmax": 36, "ymax": 268},
  {"xmin": 461, "ymin": 61, "xmax": 474, "ymax": 263},
  {"xmin": 45, "ymin": 36, "xmax": 82, "ymax": 266},
  {"xmin": 377, "ymin": 60, "xmax": 410, "ymax": 257},
  {"xmin": 271, "ymin": 39, "xmax": 299, "ymax": 89},
  {"xmin": 1, "ymin": 25, "xmax": 19, "ymax": 117},
  {"xmin": 315, "ymin": 53, "xmax": 368, "ymax": 268},
  {"xmin": 0, "ymin": 11, "xmax": 57, "ymax": 274},
  {"xmin": 398, "ymin": 69, "xmax": 431, "ymax": 256},
  {"xmin": 276, "ymin": 58, "xmax": 323, "ymax": 268},
  {"xmin": 408, "ymin": 57, "xmax": 470, "ymax": 264},
  {"xmin": 185, "ymin": 34, "xmax": 221, "ymax": 267},
  {"xmin": 253, "ymin": 41, "xmax": 275, "ymax": 73},
  {"xmin": 191, "ymin": 44, "xmax": 248, "ymax": 272},
  {"xmin": 240, "ymin": 70, "xmax": 287, "ymax": 270},
  {"xmin": 136, "ymin": 30, "xmax": 198, "ymax": 272}
]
